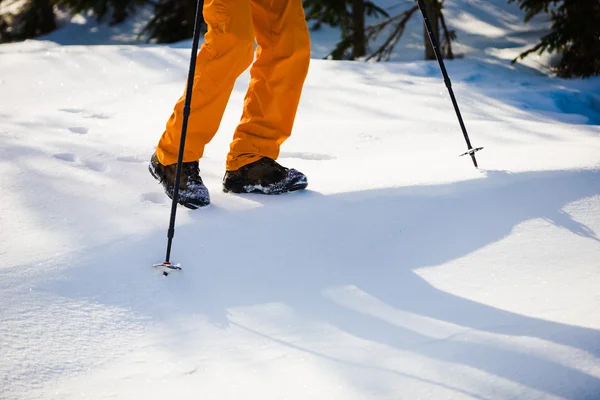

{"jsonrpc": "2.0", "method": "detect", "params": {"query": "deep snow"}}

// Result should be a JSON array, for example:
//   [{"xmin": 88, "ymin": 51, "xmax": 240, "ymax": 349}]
[{"xmin": 1, "ymin": 1, "xmax": 600, "ymax": 399}]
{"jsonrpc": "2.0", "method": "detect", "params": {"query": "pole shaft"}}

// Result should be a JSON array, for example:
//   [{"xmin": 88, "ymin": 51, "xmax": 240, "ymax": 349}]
[
  {"xmin": 164, "ymin": 0, "xmax": 204, "ymax": 262},
  {"xmin": 416, "ymin": 0, "xmax": 478, "ymax": 168}
]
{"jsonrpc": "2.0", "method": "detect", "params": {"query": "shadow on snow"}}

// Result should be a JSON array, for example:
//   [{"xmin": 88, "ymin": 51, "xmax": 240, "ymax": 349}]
[{"xmin": 46, "ymin": 167, "xmax": 600, "ymax": 398}]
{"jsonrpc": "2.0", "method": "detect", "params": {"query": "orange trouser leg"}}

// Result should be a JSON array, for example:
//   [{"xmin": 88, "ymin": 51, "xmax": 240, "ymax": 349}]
[
  {"xmin": 226, "ymin": 0, "xmax": 311, "ymax": 171},
  {"xmin": 156, "ymin": 0, "xmax": 255, "ymax": 166}
]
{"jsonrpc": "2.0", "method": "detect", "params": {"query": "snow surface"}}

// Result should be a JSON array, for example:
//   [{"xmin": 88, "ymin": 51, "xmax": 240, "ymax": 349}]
[{"xmin": 1, "ymin": 1, "xmax": 600, "ymax": 399}]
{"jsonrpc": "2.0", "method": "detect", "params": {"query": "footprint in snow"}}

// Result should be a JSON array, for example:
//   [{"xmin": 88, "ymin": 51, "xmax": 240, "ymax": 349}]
[
  {"xmin": 141, "ymin": 192, "xmax": 167, "ymax": 205},
  {"xmin": 358, "ymin": 132, "xmax": 381, "ymax": 143},
  {"xmin": 279, "ymin": 151, "xmax": 335, "ymax": 161},
  {"xmin": 60, "ymin": 108, "xmax": 85, "ymax": 114},
  {"xmin": 83, "ymin": 160, "xmax": 107, "ymax": 172},
  {"xmin": 60, "ymin": 108, "xmax": 111, "ymax": 120},
  {"xmin": 53, "ymin": 152, "xmax": 78, "ymax": 162},
  {"xmin": 117, "ymin": 155, "xmax": 147, "ymax": 163},
  {"xmin": 53, "ymin": 153, "xmax": 107, "ymax": 172},
  {"xmin": 68, "ymin": 127, "xmax": 89, "ymax": 134},
  {"xmin": 85, "ymin": 113, "xmax": 110, "ymax": 120}
]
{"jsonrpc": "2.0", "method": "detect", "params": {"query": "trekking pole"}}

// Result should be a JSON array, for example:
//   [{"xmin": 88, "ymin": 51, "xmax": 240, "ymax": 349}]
[
  {"xmin": 153, "ymin": 0, "xmax": 204, "ymax": 276},
  {"xmin": 416, "ymin": 0, "xmax": 483, "ymax": 168}
]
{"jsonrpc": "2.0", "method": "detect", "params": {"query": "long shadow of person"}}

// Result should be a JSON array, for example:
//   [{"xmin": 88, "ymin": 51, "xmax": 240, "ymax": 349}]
[
  {"xmin": 47, "ymin": 168, "xmax": 600, "ymax": 398},
  {"xmin": 184, "ymin": 168, "xmax": 600, "ymax": 397}
]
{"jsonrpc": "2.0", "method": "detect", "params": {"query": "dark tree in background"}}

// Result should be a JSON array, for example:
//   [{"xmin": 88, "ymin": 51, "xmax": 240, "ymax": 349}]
[
  {"xmin": 423, "ymin": 0, "xmax": 440, "ymax": 60},
  {"xmin": 55, "ymin": 0, "xmax": 146, "ymax": 25},
  {"xmin": 509, "ymin": 0, "xmax": 600, "ymax": 78},
  {"xmin": 366, "ymin": 0, "xmax": 454, "ymax": 61},
  {"xmin": 351, "ymin": 0, "xmax": 367, "ymax": 58},
  {"xmin": 0, "ymin": 15, "xmax": 10, "ymax": 42},
  {"xmin": 303, "ymin": 0, "xmax": 454, "ymax": 61},
  {"xmin": 0, "ymin": 0, "xmax": 204, "ymax": 44},
  {"xmin": 21, "ymin": 0, "xmax": 56, "ymax": 38},
  {"xmin": 302, "ymin": 0, "xmax": 389, "ymax": 60},
  {"xmin": 0, "ymin": 0, "xmax": 142, "ymax": 42},
  {"xmin": 422, "ymin": 0, "xmax": 455, "ymax": 60},
  {"xmin": 0, "ymin": 0, "xmax": 450, "ymax": 60},
  {"xmin": 0, "ymin": 0, "xmax": 13, "ymax": 42},
  {"xmin": 3, "ymin": 0, "xmax": 598, "ymax": 79},
  {"xmin": 142, "ymin": 0, "xmax": 206, "ymax": 44},
  {"xmin": 0, "ymin": 0, "xmax": 56, "ymax": 41}
]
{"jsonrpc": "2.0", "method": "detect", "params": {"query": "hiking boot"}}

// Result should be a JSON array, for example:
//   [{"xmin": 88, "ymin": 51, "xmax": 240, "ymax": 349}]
[
  {"xmin": 148, "ymin": 153, "xmax": 210, "ymax": 209},
  {"xmin": 222, "ymin": 157, "xmax": 308, "ymax": 194}
]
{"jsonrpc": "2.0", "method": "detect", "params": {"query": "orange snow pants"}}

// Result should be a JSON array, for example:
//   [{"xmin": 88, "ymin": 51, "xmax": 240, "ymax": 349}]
[{"xmin": 155, "ymin": 0, "xmax": 311, "ymax": 171}]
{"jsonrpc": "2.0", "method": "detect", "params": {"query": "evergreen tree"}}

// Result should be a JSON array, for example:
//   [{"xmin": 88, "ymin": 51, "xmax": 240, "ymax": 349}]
[
  {"xmin": 509, "ymin": 0, "xmax": 600, "ymax": 78},
  {"xmin": 0, "ymin": 1, "xmax": 13, "ymax": 43},
  {"xmin": 0, "ymin": 15, "xmax": 10, "ymax": 42},
  {"xmin": 0, "ymin": 0, "xmax": 145, "ymax": 43},
  {"xmin": 0, "ymin": 0, "xmax": 56, "ymax": 42},
  {"xmin": 422, "ymin": 0, "xmax": 455, "ymax": 60},
  {"xmin": 303, "ymin": 0, "xmax": 389, "ymax": 60},
  {"xmin": 351, "ymin": 0, "xmax": 367, "ymax": 58},
  {"xmin": 142, "ymin": 0, "xmax": 206, "ymax": 44},
  {"xmin": 303, "ymin": 0, "xmax": 454, "ymax": 61},
  {"xmin": 54, "ymin": 0, "xmax": 146, "ymax": 25}
]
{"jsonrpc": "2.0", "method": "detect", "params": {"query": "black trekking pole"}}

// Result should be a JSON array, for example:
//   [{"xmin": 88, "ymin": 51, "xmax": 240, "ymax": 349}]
[
  {"xmin": 153, "ymin": 0, "xmax": 204, "ymax": 276},
  {"xmin": 416, "ymin": 0, "xmax": 483, "ymax": 168}
]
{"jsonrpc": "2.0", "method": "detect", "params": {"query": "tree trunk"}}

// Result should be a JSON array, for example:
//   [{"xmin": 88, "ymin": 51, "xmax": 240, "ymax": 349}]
[
  {"xmin": 17, "ymin": 0, "xmax": 56, "ymax": 40},
  {"xmin": 0, "ymin": 16, "xmax": 12, "ymax": 43},
  {"xmin": 351, "ymin": 0, "xmax": 366, "ymax": 59},
  {"xmin": 423, "ymin": 0, "xmax": 440, "ymax": 60},
  {"xmin": 112, "ymin": 3, "xmax": 128, "ymax": 25},
  {"xmin": 34, "ymin": 0, "xmax": 56, "ymax": 34}
]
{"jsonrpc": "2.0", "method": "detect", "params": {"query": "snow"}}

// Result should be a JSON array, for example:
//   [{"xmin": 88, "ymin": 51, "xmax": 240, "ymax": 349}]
[{"xmin": 1, "ymin": 1, "xmax": 600, "ymax": 399}]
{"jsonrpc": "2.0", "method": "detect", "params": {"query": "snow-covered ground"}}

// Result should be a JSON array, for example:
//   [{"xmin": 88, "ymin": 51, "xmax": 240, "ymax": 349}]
[{"xmin": 1, "ymin": 1, "xmax": 600, "ymax": 399}]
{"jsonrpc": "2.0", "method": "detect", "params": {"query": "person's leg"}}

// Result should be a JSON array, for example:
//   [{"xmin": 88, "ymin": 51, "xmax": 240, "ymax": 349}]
[
  {"xmin": 155, "ymin": 0, "xmax": 255, "ymax": 166},
  {"xmin": 225, "ymin": 0, "xmax": 311, "ymax": 171},
  {"xmin": 151, "ymin": 0, "xmax": 255, "ymax": 208}
]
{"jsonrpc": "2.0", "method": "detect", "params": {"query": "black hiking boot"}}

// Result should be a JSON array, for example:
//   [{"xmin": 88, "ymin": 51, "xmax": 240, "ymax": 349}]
[
  {"xmin": 222, "ymin": 157, "xmax": 308, "ymax": 194},
  {"xmin": 148, "ymin": 152, "xmax": 210, "ymax": 209}
]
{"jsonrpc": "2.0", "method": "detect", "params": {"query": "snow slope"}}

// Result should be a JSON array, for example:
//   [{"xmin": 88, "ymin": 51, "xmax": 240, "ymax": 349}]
[{"xmin": 2, "ymin": 1, "xmax": 600, "ymax": 399}]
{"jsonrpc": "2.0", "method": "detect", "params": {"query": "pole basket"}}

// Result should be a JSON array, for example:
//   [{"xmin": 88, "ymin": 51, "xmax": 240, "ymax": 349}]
[
  {"xmin": 153, "ymin": 262, "xmax": 182, "ymax": 276},
  {"xmin": 460, "ymin": 147, "xmax": 484, "ymax": 157}
]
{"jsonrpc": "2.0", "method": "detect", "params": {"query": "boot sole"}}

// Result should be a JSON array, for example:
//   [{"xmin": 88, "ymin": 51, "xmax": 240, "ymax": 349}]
[{"xmin": 222, "ymin": 179, "xmax": 308, "ymax": 195}]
